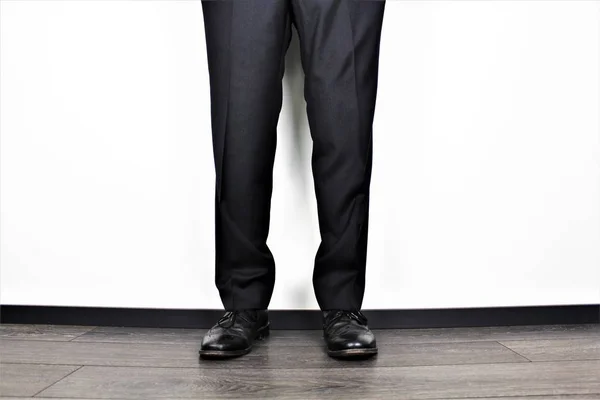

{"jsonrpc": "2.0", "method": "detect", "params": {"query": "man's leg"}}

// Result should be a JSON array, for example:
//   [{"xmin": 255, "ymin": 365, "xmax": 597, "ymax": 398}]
[
  {"xmin": 203, "ymin": 0, "xmax": 292, "ymax": 310},
  {"xmin": 291, "ymin": 0, "xmax": 386, "ymax": 357},
  {"xmin": 200, "ymin": 0, "xmax": 292, "ymax": 358},
  {"xmin": 291, "ymin": 0, "xmax": 385, "ymax": 310}
]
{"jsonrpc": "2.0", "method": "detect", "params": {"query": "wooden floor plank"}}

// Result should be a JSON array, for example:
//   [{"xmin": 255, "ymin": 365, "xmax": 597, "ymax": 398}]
[
  {"xmin": 36, "ymin": 360, "xmax": 600, "ymax": 399},
  {"xmin": 2, "ymin": 324, "xmax": 599, "ymax": 399},
  {"xmin": 457, "ymin": 396, "xmax": 600, "ymax": 400},
  {"xmin": 72, "ymin": 324, "xmax": 600, "ymax": 346},
  {"xmin": 0, "ymin": 324, "xmax": 95, "ymax": 341},
  {"xmin": 72, "ymin": 327, "xmax": 319, "ymax": 346},
  {"xmin": 0, "ymin": 363, "xmax": 80, "ymax": 397},
  {"xmin": 1, "ymin": 397, "xmax": 597, "ymax": 400},
  {"xmin": 372, "ymin": 324, "xmax": 600, "ymax": 345},
  {"xmin": 72, "ymin": 326, "xmax": 207, "ymax": 345},
  {"xmin": 499, "ymin": 338, "xmax": 600, "ymax": 361},
  {"xmin": 0, "ymin": 338, "xmax": 527, "ymax": 368}
]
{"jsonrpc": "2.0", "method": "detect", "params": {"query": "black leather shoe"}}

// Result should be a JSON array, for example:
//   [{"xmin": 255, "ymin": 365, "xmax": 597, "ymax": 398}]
[
  {"xmin": 199, "ymin": 310, "xmax": 269, "ymax": 359},
  {"xmin": 323, "ymin": 310, "xmax": 378, "ymax": 358}
]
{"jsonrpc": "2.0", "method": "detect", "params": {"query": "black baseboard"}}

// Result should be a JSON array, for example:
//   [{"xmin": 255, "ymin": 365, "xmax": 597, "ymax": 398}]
[{"xmin": 1, "ymin": 304, "xmax": 598, "ymax": 329}]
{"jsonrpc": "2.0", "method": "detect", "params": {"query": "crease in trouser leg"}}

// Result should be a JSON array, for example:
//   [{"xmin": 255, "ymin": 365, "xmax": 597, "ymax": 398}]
[
  {"xmin": 212, "ymin": 2, "xmax": 235, "ymax": 309},
  {"xmin": 291, "ymin": 0, "xmax": 384, "ymax": 311},
  {"xmin": 205, "ymin": 0, "xmax": 293, "ymax": 311}
]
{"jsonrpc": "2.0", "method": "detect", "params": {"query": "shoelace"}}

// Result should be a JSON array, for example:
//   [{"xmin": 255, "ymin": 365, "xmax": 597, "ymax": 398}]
[
  {"xmin": 217, "ymin": 310, "xmax": 255, "ymax": 329},
  {"xmin": 327, "ymin": 310, "xmax": 368, "ymax": 327},
  {"xmin": 217, "ymin": 311, "xmax": 238, "ymax": 329}
]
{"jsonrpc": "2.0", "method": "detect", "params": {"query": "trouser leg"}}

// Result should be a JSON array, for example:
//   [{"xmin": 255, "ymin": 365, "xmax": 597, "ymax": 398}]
[
  {"xmin": 202, "ymin": 0, "xmax": 292, "ymax": 310},
  {"xmin": 290, "ymin": 0, "xmax": 386, "ymax": 310}
]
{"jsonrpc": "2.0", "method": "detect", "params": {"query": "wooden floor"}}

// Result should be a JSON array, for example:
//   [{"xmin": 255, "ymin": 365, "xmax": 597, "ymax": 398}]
[{"xmin": 1, "ymin": 323, "xmax": 599, "ymax": 399}]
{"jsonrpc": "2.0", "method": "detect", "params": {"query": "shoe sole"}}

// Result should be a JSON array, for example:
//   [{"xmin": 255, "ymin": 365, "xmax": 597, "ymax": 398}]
[
  {"xmin": 327, "ymin": 347, "xmax": 378, "ymax": 359},
  {"xmin": 199, "ymin": 323, "xmax": 270, "ymax": 360}
]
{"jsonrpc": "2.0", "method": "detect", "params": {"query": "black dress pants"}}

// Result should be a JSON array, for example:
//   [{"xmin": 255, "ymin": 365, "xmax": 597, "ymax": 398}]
[{"xmin": 201, "ymin": 0, "xmax": 386, "ymax": 311}]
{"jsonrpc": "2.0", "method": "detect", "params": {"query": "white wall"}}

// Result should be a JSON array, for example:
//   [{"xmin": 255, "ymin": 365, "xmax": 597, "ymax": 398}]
[{"xmin": 1, "ymin": 1, "xmax": 599, "ymax": 310}]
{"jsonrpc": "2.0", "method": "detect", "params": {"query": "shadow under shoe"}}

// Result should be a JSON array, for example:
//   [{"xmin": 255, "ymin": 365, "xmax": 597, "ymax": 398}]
[
  {"xmin": 323, "ymin": 310, "xmax": 378, "ymax": 359},
  {"xmin": 199, "ymin": 310, "xmax": 269, "ymax": 359}
]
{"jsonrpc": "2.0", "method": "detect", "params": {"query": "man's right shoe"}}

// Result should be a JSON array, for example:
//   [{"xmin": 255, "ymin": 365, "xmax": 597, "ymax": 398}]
[
  {"xmin": 199, "ymin": 310, "xmax": 269, "ymax": 359},
  {"xmin": 322, "ymin": 310, "xmax": 378, "ymax": 358}
]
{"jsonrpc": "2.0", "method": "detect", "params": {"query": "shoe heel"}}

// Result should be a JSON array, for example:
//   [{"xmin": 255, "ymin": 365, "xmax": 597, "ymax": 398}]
[{"xmin": 256, "ymin": 324, "xmax": 270, "ymax": 340}]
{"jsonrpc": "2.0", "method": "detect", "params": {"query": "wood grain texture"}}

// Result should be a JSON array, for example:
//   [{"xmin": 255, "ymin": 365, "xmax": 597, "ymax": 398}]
[
  {"xmin": 0, "ymin": 324, "xmax": 95, "ymax": 341},
  {"xmin": 458, "ymin": 396, "xmax": 600, "ymax": 400},
  {"xmin": 0, "ymin": 363, "xmax": 80, "ymax": 397},
  {"xmin": 371, "ymin": 324, "xmax": 600, "ymax": 345},
  {"xmin": 36, "ymin": 360, "xmax": 600, "ymax": 399},
  {"xmin": 73, "ymin": 327, "xmax": 320, "ymax": 347},
  {"xmin": 460, "ymin": 393, "xmax": 600, "ymax": 400},
  {"xmin": 73, "ymin": 324, "xmax": 600, "ymax": 346},
  {"xmin": 2, "ymin": 324, "xmax": 599, "ymax": 399},
  {"xmin": 0, "ymin": 339, "xmax": 199, "ymax": 368},
  {"xmin": 499, "ymin": 338, "xmax": 600, "ymax": 361},
  {"xmin": 73, "ymin": 326, "xmax": 208, "ymax": 345},
  {"xmin": 1, "ymin": 397, "xmax": 597, "ymax": 400},
  {"xmin": 0, "ymin": 338, "xmax": 526, "ymax": 368}
]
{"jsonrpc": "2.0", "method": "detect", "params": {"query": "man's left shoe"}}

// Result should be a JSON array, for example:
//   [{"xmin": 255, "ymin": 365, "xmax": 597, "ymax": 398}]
[
  {"xmin": 322, "ymin": 310, "xmax": 378, "ymax": 358},
  {"xmin": 199, "ymin": 310, "xmax": 269, "ymax": 359}
]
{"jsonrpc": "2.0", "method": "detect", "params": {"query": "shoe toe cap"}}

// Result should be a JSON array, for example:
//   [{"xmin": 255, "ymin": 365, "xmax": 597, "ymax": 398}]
[
  {"xmin": 330, "ymin": 332, "xmax": 376, "ymax": 351},
  {"xmin": 201, "ymin": 333, "xmax": 248, "ymax": 352}
]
